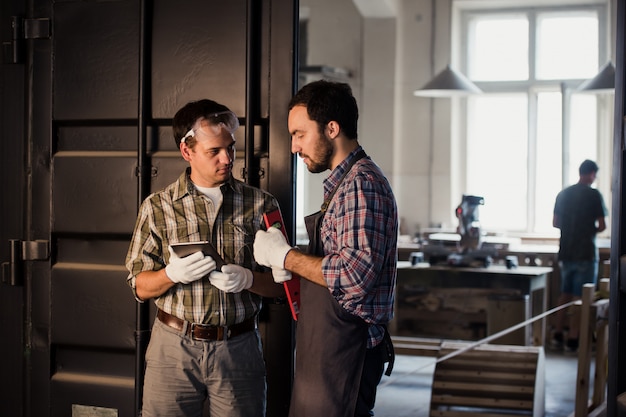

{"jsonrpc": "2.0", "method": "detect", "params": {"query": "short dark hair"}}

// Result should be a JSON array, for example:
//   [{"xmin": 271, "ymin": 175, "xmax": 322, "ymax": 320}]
[
  {"xmin": 172, "ymin": 99, "xmax": 231, "ymax": 147},
  {"xmin": 579, "ymin": 159, "xmax": 599, "ymax": 175},
  {"xmin": 288, "ymin": 80, "xmax": 359, "ymax": 140}
]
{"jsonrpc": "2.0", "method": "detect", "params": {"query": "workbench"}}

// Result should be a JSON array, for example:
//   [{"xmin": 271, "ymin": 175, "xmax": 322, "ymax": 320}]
[{"xmin": 392, "ymin": 261, "xmax": 552, "ymax": 346}]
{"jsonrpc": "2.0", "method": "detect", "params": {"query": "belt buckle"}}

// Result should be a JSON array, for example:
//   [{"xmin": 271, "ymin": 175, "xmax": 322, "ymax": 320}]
[
  {"xmin": 190, "ymin": 322, "xmax": 212, "ymax": 341},
  {"xmin": 189, "ymin": 322, "xmax": 229, "ymax": 341},
  {"xmin": 224, "ymin": 326, "xmax": 231, "ymax": 341},
  {"xmin": 189, "ymin": 322, "xmax": 200, "ymax": 340},
  {"xmin": 217, "ymin": 325, "xmax": 229, "ymax": 341}
]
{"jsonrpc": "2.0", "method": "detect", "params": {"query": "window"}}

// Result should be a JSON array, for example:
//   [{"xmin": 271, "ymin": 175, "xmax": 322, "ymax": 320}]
[{"xmin": 460, "ymin": 4, "xmax": 611, "ymax": 236}]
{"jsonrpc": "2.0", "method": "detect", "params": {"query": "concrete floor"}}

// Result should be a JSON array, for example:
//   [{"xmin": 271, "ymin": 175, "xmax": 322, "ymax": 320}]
[{"xmin": 373, "ymin": 349, "xmax": 594, "ymax": 417}]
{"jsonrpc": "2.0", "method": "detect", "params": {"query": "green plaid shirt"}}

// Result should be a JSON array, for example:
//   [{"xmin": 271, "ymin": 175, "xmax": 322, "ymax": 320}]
[{"xmin": 125, "ymin": 168, "xmax": 279, "ymax": 325}]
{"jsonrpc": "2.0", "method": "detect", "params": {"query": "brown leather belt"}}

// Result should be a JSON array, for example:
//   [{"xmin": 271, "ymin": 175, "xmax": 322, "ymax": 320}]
[{"xmin": 157, "ymin": 309, "xmax": 256, "ymax": 341}]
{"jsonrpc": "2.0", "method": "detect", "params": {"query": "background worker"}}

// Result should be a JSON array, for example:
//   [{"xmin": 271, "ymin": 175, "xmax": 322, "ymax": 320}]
[
  {"xmin": 125, "ymin": 99, "xmax": 287, "ymax": 417},
  {"xmin": 551, "ymin": 159, "xmax": 607, "ymax": 352},
  {"xmin": 254, "ymin": 80, "xmax": 397, "ymax": 417}
]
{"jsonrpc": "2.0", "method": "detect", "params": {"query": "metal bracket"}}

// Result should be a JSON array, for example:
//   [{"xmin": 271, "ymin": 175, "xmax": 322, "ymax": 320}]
[
  {"xmin": 24, "ymin": 18, "xmax": 51, "ymax": 40},
  {"xmin": 135, "ymin": 166, "xmax": 158, "ymax": 178},
  {"xmin": 1, "ymin": 239, "xmax": 50, "ymax": 286},
  {"xmin": 2, "ymin": 16, "xmax": 51, "ymax": 64},
  {"xmin": 239, "ymin": 167, "xmax": 266, "ymax": 182}
]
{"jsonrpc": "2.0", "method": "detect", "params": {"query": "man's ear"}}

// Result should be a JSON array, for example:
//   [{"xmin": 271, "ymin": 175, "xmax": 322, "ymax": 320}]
[
  {"xmin": 326, "ymin": 121, "xmax": 340, "ymax": 139},
  {"xmin": 180, "ymin": 143, "xmax": 192, "ymax": 162}
]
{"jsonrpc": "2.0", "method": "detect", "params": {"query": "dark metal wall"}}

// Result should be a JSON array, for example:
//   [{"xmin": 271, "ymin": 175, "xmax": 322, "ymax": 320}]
[
  {"xmin": 0, "ymin": 1, "xmax": 297, "ymax": 416},
  {"xmin": 0, "ymin": 1, "xmax": 27, "ymax": 416},
  {"xmin": 609, "ymin": 1, "xmax": 626, "ymax": 415}
]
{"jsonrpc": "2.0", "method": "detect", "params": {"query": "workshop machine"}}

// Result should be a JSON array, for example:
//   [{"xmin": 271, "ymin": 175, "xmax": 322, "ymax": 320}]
[
  {"xmin": 455, "ymin": 194, "xmax": 484, "ymax": 252},
  {"xmin": 425, "ymin": 195, "xmax": 494, "ymax": 267}
]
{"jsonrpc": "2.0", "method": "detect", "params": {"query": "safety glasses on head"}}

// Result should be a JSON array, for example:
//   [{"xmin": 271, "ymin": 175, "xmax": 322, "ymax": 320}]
[{"xmin": 181, "ymin": 111, "xmax": 240, "ymax": 143}]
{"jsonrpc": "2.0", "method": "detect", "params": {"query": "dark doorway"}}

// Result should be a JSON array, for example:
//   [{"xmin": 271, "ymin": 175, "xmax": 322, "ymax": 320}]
[{"xmin": 0, "ymin": 1, "xmax": 298, "ymax": 416}]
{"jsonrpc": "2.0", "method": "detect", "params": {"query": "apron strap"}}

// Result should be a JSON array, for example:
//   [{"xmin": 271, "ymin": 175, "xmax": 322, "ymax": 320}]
[
  {"xmin": 382, "ymin": 326, "xmax": 395, "ymax": 376},
  {"xmin": 305, "ymin": 149, "xmax": 368, "ymax": 256}
]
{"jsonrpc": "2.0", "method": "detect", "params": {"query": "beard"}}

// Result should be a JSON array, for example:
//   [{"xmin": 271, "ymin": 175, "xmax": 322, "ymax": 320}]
[{"xmin": 302, "ymin": 132, "xmax": 333, "ymax": 173}]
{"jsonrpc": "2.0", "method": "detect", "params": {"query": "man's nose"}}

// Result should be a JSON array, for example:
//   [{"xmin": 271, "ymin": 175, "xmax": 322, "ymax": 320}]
[
  {"xmin": 220, "ymin": 149, "xmax": 233, "ymax": 163},
  {"xmin": 290, "ymin": 140, "xmax": 299, "ymax": 154}
]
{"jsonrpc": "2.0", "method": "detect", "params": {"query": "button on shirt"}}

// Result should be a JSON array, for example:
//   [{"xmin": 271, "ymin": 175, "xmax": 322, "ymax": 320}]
[
  {"xmin": 125, "ymin": 168, "xmax": 279, "ymax": 325},
  {"xmin": 320, "ymin": 147, "xmax": 398, "ymax": 348}
]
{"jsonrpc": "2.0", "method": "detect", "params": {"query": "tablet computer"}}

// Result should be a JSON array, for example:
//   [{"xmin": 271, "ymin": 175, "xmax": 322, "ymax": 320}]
[{"xmin": 170, "ymin": 241, "xmax": 225, "ymax": 270}]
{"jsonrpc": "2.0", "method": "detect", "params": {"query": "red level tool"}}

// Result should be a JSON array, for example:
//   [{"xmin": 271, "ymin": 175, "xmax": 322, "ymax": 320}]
[{"xmin": 263, "ymin": 209, "xmax": 300, "ymax": 321}]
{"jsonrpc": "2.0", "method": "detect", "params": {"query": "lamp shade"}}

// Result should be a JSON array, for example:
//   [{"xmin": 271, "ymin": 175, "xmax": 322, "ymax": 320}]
[
  {"xmin": 413, "ymin": 65, "xmax": 482, "ymax": 97},
  {"xmin": 577, "ymin": 61, "xmax": 615, "ymax": 93}
]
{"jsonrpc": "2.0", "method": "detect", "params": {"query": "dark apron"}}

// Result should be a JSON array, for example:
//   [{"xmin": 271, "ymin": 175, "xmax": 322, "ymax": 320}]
[{"xmin": 289, "ymin": 152, "xmax": 369, "ymax": 417}]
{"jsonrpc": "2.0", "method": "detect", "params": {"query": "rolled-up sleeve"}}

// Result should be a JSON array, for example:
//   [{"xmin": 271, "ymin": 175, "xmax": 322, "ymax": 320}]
[{"xmin": 125, "ymin": 200, "xmax": 163, "ymax": 301}]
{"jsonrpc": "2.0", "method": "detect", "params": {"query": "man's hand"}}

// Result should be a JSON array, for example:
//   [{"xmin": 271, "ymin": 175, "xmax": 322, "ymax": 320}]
[
  {"xmin": 253, "ymin": 227, "xmax": 294, "ymax": 268},
  {"xmin": 209, "ymin": 264, "xmax": 253, "ymax": 293},
  {"xmin": 271, "ymin": 267, "xmax": 292, "ymax": 283},
  {"xmin": 165, "ymin": 245, "xmax": 216, "ymax": 284}
]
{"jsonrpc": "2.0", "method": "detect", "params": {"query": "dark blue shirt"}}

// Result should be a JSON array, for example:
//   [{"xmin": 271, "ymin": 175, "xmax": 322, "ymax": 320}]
[{"xmin": 554, "ymin": 183, "xmax": 607, "ymax": 261}]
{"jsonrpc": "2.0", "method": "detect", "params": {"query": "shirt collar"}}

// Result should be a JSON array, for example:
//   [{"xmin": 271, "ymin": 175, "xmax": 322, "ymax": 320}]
[
  {"xmin": 323, "ymin": 146, "xmax": 364, "ymax": 198},
  {"xmin": 173, "ymin": 168, "xmax": 239, "ymax": 201}
]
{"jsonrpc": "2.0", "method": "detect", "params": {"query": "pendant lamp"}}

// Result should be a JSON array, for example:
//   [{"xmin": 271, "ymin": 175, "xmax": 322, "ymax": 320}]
[
  {"xmin": 413, "ymin": 64, "xmax": 482, "ymax": 97},
  {"xmin": 412, "ymin": 0, "xmax": 481, "ymax": 98},
  {"xmin": 577, "ymin": 61, "xmax": 615, "ymax": 93}
]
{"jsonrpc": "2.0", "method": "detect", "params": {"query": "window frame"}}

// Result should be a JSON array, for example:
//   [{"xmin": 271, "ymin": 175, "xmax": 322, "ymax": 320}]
[{"xmin": 456, "ymin": 2, "xmax": 611, "ymax": 237}]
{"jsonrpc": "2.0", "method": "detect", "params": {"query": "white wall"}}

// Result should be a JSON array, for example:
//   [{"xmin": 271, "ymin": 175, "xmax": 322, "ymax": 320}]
[
  {"xmin": 392, "ymin": 0, "xmax": 457, "ymax": 235},
  {"xmin": 298, "ymin": 0, "xmax": 615, "ymax": 239},
  {"xmin": 297, "ymin": 0, "xmax": 363, "ymax": 224},
  {"xmin": 299, "ymin": 0, "xmax": 455, "ymax": 237}
]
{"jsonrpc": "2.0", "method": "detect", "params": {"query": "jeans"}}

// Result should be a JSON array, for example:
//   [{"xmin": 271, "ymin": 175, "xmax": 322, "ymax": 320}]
[{"xmin": 559, "ymin": 260, "xmax": 598, "ymax": 297}]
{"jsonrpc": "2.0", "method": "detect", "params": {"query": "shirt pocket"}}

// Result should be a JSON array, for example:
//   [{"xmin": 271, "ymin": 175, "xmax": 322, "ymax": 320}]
[
  {"xmin": 225, "ymin": 220, "xmax": 256, "ymax": 266},
  {"xmin": 167, "ymin": 226, "xmax": 202, "ymax": 246}
]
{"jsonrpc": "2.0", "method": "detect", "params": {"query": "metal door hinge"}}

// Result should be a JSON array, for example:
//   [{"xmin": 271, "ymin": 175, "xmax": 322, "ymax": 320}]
[
  {"xmin": 2, "ymin": 16, "xmax": 51, "ymax": 64},
  {"xmin": 135, "ymin": 166, "xmax": 158, "ymax": 178},
  {"xmin": 1, "ymin": 239, "xmax": 50, "ymax": 286},
  {"xmin": 240, "ymin": 167, "xmax": 265, "ymax": 181}
]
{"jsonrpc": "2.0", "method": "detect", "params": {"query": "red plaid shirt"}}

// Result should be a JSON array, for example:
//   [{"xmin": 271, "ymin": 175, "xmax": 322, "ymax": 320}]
[{"xmin": 320, "ymin": 147, "xmax": 398, "ymax": 347}]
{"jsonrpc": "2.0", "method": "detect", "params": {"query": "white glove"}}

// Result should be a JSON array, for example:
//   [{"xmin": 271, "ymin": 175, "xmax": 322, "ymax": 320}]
[
  {"xmin": 209, "ymin": 264, "xmax": 253, "ymax": 293},
  {"xmin": 165, "ymin": 245, "xmax": 217, "ymax": 284},
  {"xmin": 253, "ymin": 227, "xmax": 294, "ymax": 268},
  {"xmin": 271, "ymin": 267, "xmax": 292, "ymax": 283}
]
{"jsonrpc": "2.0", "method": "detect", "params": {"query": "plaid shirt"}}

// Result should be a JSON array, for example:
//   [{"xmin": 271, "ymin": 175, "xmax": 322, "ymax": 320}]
[
  {"xmin": 320, "ymin": 147, "xmax": 398, "ymax": 347},
  {"xmin": 125, "ymin": 168, "xmax": 279, "ymax": 325}
]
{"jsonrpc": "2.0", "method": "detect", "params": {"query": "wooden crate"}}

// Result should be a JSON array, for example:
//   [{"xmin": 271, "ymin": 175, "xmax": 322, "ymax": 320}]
[{"xmin": 430, "ymin": 342, "xmax": 545, "ymax": 417}]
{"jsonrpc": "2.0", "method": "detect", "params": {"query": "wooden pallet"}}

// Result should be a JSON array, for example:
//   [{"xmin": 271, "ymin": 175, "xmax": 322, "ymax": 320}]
[{"xmin": 429, "ymin": 342, "xmax": 545, "ymax": 417}]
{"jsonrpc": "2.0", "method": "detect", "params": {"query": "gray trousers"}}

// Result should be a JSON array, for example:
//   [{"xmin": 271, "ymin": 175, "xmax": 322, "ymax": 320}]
[{"xmin": 142, "ymin": 317, "xmax": 267, "ymax": 417}]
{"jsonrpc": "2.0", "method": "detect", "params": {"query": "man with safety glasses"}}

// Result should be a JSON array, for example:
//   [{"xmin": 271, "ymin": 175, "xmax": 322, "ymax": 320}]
[{"xmin": 125, "ymin": 99, "xmax": 288, "ymax": 417}]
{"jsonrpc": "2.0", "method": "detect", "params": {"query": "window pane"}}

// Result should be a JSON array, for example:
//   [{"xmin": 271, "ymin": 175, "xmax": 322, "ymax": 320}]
[
  {"xmin": 462, "ymin": 5, "xmax": 605, "ymax": 236},
  {"xmin": 568, "ymin": 94, "xmax": 598, "ymax": 183},
  {"xmin": 466, "ymin": 94, "xmax": 528, "ymax": 230},
  {"xmin": 535, "ymin": 92, "xmax": 562, "ymax": 234},
  {"xmin": 468, "ymin": 14, "xmax": 529, "ymax": 81},
  {"xmin": 536, "ymin": 12, "xmax": 599, "ymax": 80}
]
